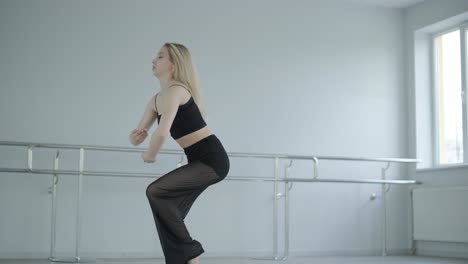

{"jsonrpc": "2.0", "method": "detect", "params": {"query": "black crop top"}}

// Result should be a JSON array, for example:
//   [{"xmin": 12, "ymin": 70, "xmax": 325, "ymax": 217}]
[{"xmin": 155, "ymin": 89, "xmax": 207, "ymax": 139}]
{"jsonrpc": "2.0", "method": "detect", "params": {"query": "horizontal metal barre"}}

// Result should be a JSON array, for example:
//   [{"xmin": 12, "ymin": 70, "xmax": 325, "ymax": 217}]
[
  {"xmin": 280, "ymin": 177, "xmax": 421, "ymax": 185},
  {"xmin": 0, "ymin": 140, "xmax": 422, "ymax": 163},
  {"xmin": 0, "ymin": 167, "xmax": 421, "ymax": 185},
  {"xmin": 0, "ymin": 167, "xmax": 270, "ymax": 182}
]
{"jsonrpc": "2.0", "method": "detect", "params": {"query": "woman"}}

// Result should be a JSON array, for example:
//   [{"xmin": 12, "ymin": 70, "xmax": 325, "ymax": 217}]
[{"xmin": 128, "ymin": 42, "xmax": 230, "ymax": 264}]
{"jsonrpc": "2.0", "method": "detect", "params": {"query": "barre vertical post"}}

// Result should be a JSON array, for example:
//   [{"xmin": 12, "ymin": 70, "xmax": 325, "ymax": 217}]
[
  {"xmin": 176, "ymin": 155, "xmax": 184, "ymax": 168},
  {"xmin": 273, "ymin": 157, "xmax": 279, "ymax": 260},
  {"xmin": 75, "ymin": 148, "xmax": 84, "ymax": 262},
  {"xmin": 27, "ymin": 146, "xmax": 33, "ymax": 172},
  {"xmin": 409, "ymin": 188, "xmax": 416, "ymax": 255},
  {"xmin": 49, "ymin": 151, "xmax": 60, "ymax": 261},
  {"xmin": 284, "ymin": 160, "xmax": 293, "ymax": 260},
  {"xmin": 381, "ymin": 162, "xmax": 390, "ymax": 256},
  {"xmin": 312, "ymin": 157, "xmax": 319, "ymax": 179}
]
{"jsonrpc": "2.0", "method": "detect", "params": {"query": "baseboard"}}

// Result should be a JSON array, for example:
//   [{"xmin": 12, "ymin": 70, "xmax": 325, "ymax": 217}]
[
  {"xmin": 414, "ymin": 240, "xmax": 468, "ymax": 260},
  {"xmin": 0, "ymin": 248, "xmax": 412, "ymax": 259},
  {"xmin": 288, "ymin": 249, "xmax": 410, "ymax": 257},
  {"xmin": 416, "ymin": 249, "xmax": 468, "ymax": 259}
]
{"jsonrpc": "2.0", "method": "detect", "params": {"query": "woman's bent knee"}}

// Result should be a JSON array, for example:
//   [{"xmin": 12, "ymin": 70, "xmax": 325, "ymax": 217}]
[{"xmin": 146, "ymin": 182, "xmax": 166, "ymax": 198}]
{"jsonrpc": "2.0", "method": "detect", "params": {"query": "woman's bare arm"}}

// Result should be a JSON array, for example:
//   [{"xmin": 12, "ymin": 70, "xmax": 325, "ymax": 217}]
[
  {"xmin": 129, "ymin": 96, "xmax": 158, "ymax": 145},
  {"xmin": 145, "ymin": 86, "xmax": 185, "ymax": 157},
  {"xmin": 137, "ymin": 95, "xmax": 158, "ymax": 130}
]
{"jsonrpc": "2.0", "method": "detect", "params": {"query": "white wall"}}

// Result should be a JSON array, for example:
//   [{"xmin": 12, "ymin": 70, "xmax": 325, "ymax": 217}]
[
  {"xmin": 404, "ymin": 0, "xmax": 468, "ymax": 259},
  {"xmin": 0, "ymin": 0, "xmax": 411, "ymax": 259}
]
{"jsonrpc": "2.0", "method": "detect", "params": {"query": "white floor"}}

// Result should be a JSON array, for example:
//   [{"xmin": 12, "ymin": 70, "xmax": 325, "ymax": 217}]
[{"xmin": 1, "ymin": 256, "xmax": 468, "ymax": 264}]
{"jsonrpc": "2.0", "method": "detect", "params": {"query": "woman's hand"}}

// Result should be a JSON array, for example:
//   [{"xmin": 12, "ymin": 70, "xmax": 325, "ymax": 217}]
[
  {"xmin": 141, "ymin": 151, "xmax": 156, "ymax": 163},
  {"xmin": 129, "ymin": 128, "xmax": 148, "ymax": 145}
]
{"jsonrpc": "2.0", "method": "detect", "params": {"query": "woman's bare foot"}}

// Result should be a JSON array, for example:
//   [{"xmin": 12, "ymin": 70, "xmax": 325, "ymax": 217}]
[{"xmin": 188, "ymin": 256, "xmax": 199, "ymax": 264}]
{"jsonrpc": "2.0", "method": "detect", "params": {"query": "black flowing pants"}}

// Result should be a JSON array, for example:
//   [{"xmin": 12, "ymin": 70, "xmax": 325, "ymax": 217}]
[{"xmin": 145, "ymin": 134, "xmax": 230, "ymax": 264}]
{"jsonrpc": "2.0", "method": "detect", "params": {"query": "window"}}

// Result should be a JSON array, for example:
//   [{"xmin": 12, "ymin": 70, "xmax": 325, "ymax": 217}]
[
  {"xmin": 432, "ymin": 25, "xmax": 467, "ymax": 166},
  {"xmin": 434, "ymin": 29, "xmax": 464, "ymax": 165},
  {"xmin": 415, "ymin": 19, "xmax": 468, "ymax": 170}
]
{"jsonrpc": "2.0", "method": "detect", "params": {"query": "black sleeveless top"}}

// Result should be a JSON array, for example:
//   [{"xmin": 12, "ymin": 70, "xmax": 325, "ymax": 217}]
[{"xmin": 155, "ymin": 86, "xmax": 207, "ymax": 140}]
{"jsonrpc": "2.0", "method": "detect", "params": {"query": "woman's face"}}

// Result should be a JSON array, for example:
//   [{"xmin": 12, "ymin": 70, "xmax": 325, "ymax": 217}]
[{"xmin": 152, "ymin": 46, "xmax": 174, "ymax": 78}]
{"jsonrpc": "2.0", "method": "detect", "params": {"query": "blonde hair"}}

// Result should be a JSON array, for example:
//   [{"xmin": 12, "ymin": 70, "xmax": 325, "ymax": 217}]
[{"xmin": 164, "ymin": 42, "xmax": 207, "ymax": 120}]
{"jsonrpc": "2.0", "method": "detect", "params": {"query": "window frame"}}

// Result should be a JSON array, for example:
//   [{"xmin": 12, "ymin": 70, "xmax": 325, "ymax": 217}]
[{"xmin": 430, "ymin": 22, "xmax": 468, "ymax": 167}]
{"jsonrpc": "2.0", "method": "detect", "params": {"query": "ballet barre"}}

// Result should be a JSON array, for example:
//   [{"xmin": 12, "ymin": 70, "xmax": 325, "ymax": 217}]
[{"xmin": 0, "ymin": 140, "xmax": 422, "ymax": 262}]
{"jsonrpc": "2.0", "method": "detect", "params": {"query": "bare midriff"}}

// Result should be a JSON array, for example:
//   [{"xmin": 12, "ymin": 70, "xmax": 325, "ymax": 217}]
[{"xmin": 174, "ymin": 126, "xmax": 213, "ymax": 149}]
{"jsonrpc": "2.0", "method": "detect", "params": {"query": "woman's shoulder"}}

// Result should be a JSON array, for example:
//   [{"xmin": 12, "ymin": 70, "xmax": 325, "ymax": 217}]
[
  {"xmin": 168, "ymin": 83, "xmax": 190, "ymax": 94},
  {"xmin": 159, "ymin": 84, "xmax": 191, "ymax": 108},
  {"xmin": 167, "ymin": 83, "xmax": 192, "ymax": 100}
]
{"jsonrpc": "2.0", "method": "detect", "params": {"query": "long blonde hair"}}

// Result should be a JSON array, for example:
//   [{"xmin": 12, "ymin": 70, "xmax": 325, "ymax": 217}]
[{"xmin": 164, "ymin": 42, "xmax": 207, "ymax": 120}]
